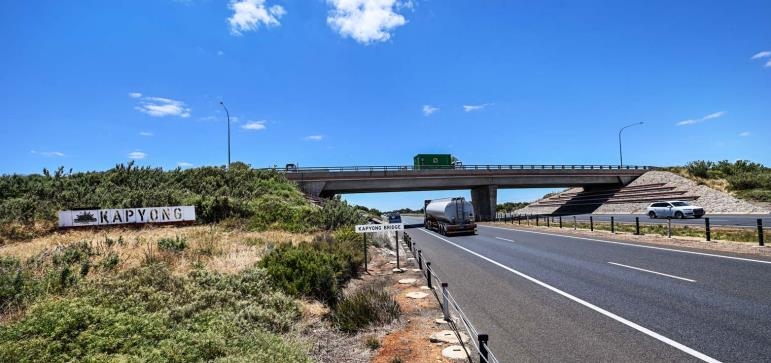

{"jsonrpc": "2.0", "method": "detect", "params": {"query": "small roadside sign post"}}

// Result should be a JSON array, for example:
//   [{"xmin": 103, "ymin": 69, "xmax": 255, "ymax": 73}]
[
  {"xmin": 355, "ymin": 223, "xmax": 404, "ymax": 273},
  {"xmin": 395, "ymin": 230, "xmax": 399, "ymax": 270}
]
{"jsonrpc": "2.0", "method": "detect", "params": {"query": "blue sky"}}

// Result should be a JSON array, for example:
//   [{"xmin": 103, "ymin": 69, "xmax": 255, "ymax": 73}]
[{"xmin": 1, "ymin": 1, "xmax": 769, "ymax": 211}]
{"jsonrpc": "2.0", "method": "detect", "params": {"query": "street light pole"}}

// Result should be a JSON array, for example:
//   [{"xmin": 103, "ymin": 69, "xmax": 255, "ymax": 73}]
[
  {"xmin": 618, "ymin": 121, "xmax": 643, "ymax": 167},
  {"xmin": 219, "ymin": 101, "xmax": 231, "ymax": 168}
]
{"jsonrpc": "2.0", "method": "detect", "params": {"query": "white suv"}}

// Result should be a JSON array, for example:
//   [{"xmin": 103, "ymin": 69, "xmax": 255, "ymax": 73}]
[{"xmin": 646, "ymin": 201, "xmax": 705, "ymax": 219}]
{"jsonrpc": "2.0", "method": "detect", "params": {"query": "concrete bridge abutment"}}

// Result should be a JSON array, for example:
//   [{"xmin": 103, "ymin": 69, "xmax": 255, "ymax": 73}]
[{"xmin": 471, "ymin": 185, "xmax": 497, "ymax": 222}]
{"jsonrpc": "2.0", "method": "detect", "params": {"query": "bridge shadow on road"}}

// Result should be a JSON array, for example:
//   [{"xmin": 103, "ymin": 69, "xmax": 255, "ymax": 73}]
[{"xmin": 404, "ymin": 223, "xmax": 424, "ymax": 229}]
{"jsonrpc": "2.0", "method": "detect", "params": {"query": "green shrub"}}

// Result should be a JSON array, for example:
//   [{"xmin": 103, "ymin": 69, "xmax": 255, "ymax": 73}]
[
  {"xmin": 334, "ymin": 283, "xmax": 400, "ymax": 333},
  {"xmin": 365, "ymin": 336, "xmax": 381, "ymax": 350},
  {"xmin": 100, "ymin": 252, "xmax": 119, "ymax": 271},
  {"xmin": 0, "ymin": 263, "xmax": 307, "ymax": 362},
  {"xmin": 51, "ymin": 241, "xmax": 92, "ymax": 267},
  {"xmin": 686, "ymin": 160, "xmax": 713, "ymax": 178},
  {"xmin": 314, "ymin": 198, "xmax": 367, "ymax": 231},
  {"xmin": 311, "ymin": 233, "xmax": 364, "ymax": 284},
  {"xmin": 735, "ymin": 189, "xmax": 771, "ymax": 202},
  {"xmin": 0, "ymin": 256, "xmax": 25, "ymax": 310},
  {"xmin": 726, "ymin": 172, "xmax": 771, "ymax": 191},
  {"xmin": 158, "ymin": 236, "xmax": 188, "ymax": 252},
  {"xmin": 259, "ymin": 244, "xmax": 340, "ymax": 306}
]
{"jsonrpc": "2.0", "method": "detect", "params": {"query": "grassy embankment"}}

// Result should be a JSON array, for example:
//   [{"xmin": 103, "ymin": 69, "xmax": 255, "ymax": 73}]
[
  {"xmin": 0, "ymin": 162, "xmax": 399, "ymax": 362},
  {"xmin": 666, "ymin": 159, "xmax": 771, "ymax": 202}
]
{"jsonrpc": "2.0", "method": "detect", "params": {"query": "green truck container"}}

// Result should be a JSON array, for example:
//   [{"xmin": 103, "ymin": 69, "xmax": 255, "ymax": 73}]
[{"xmin": 414, "ymin": 154, "xmax": 454, "ymax": 170}]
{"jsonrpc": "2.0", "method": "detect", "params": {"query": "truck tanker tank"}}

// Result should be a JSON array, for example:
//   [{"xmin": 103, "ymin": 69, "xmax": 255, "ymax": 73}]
[{"xmin": 423, "ymin": 197, "xmax": 477, "ymax": 235}]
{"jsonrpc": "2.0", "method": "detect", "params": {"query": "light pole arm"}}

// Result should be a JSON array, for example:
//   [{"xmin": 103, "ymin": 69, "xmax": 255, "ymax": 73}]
[
  {"xmin": 219, "ymin": 101, "xmax": 231, "ymax": 168},
  {"xmin": 618, "ymin": 121, "xmax": 643, "ymax": 167}
]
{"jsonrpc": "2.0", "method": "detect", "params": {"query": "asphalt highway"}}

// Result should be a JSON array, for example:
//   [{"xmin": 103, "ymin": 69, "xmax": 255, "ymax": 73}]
[{"xmin": 401, "ymin": 216, "xmax": 771, "ymax": 362}]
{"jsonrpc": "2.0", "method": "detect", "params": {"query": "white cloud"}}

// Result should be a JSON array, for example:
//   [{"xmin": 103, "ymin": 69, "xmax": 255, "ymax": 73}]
[
  {"xmin": 134, "ymin": 96, "xmax": 191, "ymax": 118},
  {"xmin": 177, "ymin": 162, "xmax": 194, "ymax": 168},
  {"xmin": 766, "ymin": 59, "xmax": 771, "ymax": 68},
  {"xmin": 304, "ymin": 135, "xmax": 324, "ymax": 141},
  {"xmin": 739, "ymin": 131, "xmax": 751, "ymax": 137},
  {"xmin": 228, "ymin": 0, "xmax": 285, "ymax": 36},
  {"xmin": 463, "ymin": 103, "xmax": 492, "ymax": 112},
  {"xmin": 326, "ymin": 0, "xmax": 408, "ymax": 44},
  {"xmin": 242, "ymin": 121, "xmax": 266, "ymax": 130},
  {"xmin": 702, "ymin": 111, "xmax": 725, "ymax": 120},
  {"xmin": 30, "ymin": 150, "xmax": 64, "ymax": 157},
  {"xmin": 128, "ymin": 151, "xmax": 146, "ymax": 160},
  {"xmin": 750, "ymin": 51, "xmax": 771, "ymax": 60},
  {"xmin": 129, "ymin": 92, "xmax": 143, "ymax": 98},
  {"xmin": 139, "ymin": 131, "xmax": 153, "ymax": 137},
  {"xmin": 422, "ymin": 105, "xmax": 438, "ymax": 116},
  {"xmin": 675, "ymin": 111, "xmax": 725, "ymax": 126}
]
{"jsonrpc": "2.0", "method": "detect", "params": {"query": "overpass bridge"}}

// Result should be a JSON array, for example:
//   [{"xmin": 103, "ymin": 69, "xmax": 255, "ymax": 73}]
[{"xmin": 281, "ymin": 164, "xmax": 653, "ymax": 221}]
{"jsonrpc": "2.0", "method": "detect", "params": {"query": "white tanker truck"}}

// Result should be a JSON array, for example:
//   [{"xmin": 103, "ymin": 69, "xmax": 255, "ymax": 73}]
[{"xmin": 424, "ymin": 197, "xmax": 477, "ymax": 235}]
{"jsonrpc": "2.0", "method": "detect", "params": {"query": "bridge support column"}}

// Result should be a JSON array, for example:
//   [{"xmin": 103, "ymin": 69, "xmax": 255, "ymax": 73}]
[
  {"xmin": 295, "ymin": 181, "xmax": 326, "ymax": 197},
  {"xmin": 471, "ymin": 185, "xmax": 497, "ymax": 222}
]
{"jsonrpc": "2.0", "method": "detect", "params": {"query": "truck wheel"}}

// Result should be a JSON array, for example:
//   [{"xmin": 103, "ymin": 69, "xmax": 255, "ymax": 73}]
[{"xmin": 648, "ymin": 211, "xmax": 656, "ymax": 219}]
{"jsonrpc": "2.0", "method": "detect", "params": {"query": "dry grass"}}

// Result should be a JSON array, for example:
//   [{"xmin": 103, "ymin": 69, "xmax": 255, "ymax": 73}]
[{"xmin": 0, "ymin": 225, "xmax": 318, "ymax": 276}]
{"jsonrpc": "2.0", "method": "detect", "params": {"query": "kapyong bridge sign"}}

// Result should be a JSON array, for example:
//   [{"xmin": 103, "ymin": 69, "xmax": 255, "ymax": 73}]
[{"xmin": 58, "ymin": 206, "xmax": 196, "ymax": 228}]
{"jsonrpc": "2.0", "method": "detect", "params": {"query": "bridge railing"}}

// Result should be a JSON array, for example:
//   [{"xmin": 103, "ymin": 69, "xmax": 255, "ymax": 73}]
[{"xmin": 269, "ymin": 164, "xmax": 654, "ymax": 173}]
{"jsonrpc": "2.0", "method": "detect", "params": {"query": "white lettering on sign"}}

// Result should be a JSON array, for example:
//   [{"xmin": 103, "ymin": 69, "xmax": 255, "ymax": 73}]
[
  {"xmin": 355, "ymin": 223, "xmax": 404, "ymax": 233},
  {"xmin": 58, "ymin": 206, "xmax": 196, "ymax": 228}
]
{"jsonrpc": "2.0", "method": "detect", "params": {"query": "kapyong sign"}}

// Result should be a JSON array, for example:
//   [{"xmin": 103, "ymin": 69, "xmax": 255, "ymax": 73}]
[
  {"xmin": 58, "ymin": 206, "xmax": 196, "ymax": 228},
  {"xmin": 355, "ymin": 223, "xmax": 404, "ymax": 233}
]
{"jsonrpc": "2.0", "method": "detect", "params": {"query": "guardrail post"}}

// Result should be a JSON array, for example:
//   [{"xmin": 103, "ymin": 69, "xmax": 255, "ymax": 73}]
[
  {"xmin": 478, "ymin": 334, "xmax": 489, "ymax": 362},
  {"xmin": 536, "ymin": 216, "xmax": 539, "ymax": 226},
  {"xmin": 547, "ymin": 216, "xmax": 550, "ymax": 227},
  {"xmin": 590, "ymin": 216, "xmax": 594, "ymax": 231},
  {"xmin": 705, "ymin": 218, "xmax": 711, "ymax": 241},
  {"xmin": 667, "ymin": 218, "xmax": 672, "ymax": 238},
  {"xmin": 363, "ymin": 234, "xmax": 368, "ymax": 272},
  {"xmin": 559, "ymin": 216, "xmax": 562, "ymax": 229},
  {"xmin": 441, "ymin": 283, "xmax": 450, "ymax": 321},
  {"xmin": 611, "ymin": 216, "xmax": 615, "ymax": 234},
  {"xmin": 574, "ymin": 216, "xmax": 577, "ymax": 230},
  {"xmin": 635, "ymin": 217, "xmax": 640, "ymax": 235},
  {"xmin": 758, "ymin": 219, "xmax": 765, "ymax": 246},
  {"xmin": 426, "ymin": 262, "xmax": 432, "ymax": 289},
  {"xmin": 395, "ymin": 232, "xmax": 400, "ymax": 270},
  {"xmin": 418, "ymin": 250, "xmax": 423, "ymax": 270}
]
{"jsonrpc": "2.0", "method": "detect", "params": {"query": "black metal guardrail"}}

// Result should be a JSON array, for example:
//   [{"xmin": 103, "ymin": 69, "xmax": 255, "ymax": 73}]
[
  {"xmin": 267, "ymin": 164, "xmax": 654, "ymax": 173},
  {"xmin": 491, "ymin": 213, "xmax": 769, "ymax": 246},
  {"xmin": 403, "ymin": 232, "xmax": 500, "ymax": 363}
]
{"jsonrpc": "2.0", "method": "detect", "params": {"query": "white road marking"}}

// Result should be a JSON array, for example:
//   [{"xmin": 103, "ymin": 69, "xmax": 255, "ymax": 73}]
[
  {"xmin": 417, "ymin": 228, "xmax": 721, "ymax": 363},
  {"xmin": 481, "ymin": 224, "xmax": 771, "ymax": 265},
  {"xmin": 495, "ymin": 236, "xmax": 514, "ymax": 242},
  {"xmin": 608, "ymin": 262, "xmax": 696, "ymax": 282}
]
